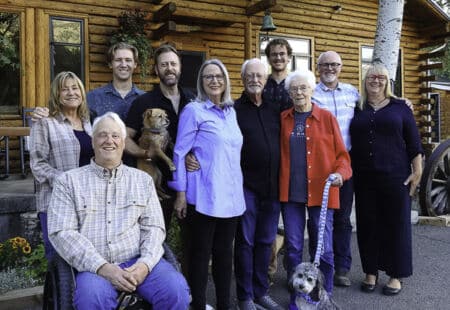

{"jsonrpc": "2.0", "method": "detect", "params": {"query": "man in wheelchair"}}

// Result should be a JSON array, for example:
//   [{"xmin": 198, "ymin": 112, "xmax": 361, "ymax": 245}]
[{"xmin": 47, "ymin": 112, "xmax": 190, "ymax": 309}]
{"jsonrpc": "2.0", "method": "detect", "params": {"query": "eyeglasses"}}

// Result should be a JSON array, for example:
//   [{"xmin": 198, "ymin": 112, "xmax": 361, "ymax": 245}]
[
  {"xmin": 289, "ymin": 85, "xmax": 310, "ymax": 93},
  {"xmin": 269, "ymin": 52, "xmax": 287, "ymax": 58},
  {"xmin": 244, "ymin": 73, "xmax": 265, "ymax": 81},
  {"xmin": 202, "ymin": 74, "xmax": 225, "ymax": 82},
  {"xmin": 318, "ymin": 63, "xmax": 341, "ymax": 69},
  {"xmin": 367, "ymin": 75, "xmax": 387, "ymax": 82}
]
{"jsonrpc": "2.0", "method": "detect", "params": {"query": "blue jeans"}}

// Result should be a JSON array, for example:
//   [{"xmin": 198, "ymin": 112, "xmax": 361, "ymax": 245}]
[
  {"xmin": 74, "ymin": 257, "xmax": 190, "ymax": 310},
  {"xmin": 333, "ymin": 178, "xmax": 354, "ymax": 273},
  {"xmin": 234, "ymin": 188, "xmax": 280, "ymax": 301},
  {"xmin": 38, "ymin": 212, "xmax": 56, "ymax": 261},
  {"xmin": 282, "ymin": 202, "xmax": 334, "ymax": 294}
]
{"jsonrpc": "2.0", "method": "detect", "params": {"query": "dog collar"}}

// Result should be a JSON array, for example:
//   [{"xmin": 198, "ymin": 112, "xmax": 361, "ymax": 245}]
[{"xmin": 298, "ymin": 292, "xmax": 319, "ymax": 306}]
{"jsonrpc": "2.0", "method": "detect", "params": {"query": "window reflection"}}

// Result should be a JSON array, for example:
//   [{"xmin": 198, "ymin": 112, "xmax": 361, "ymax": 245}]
[{"xmin": 0, "ymin": 12, "xmax": 20, "ymax": 114}]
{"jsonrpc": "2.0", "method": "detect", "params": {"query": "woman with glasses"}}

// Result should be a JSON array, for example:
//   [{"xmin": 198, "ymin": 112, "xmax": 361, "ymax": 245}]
[
  {"xmin": 279, "ymin": 69, "xmax": 351, "ymax": 305},
  {"xmin": 169, "ymin": 59, "xmax": 245, "ymax": 310},
  {"xmin": 350, "ymin": 63, "xmax": 423, "ymax": 296}
]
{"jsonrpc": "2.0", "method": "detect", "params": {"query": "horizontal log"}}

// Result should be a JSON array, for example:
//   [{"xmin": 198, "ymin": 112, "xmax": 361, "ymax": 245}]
[
  {"xmin": 420, "ymin": 87, "xmax": 433, "ymax": 93},
  {"xmin": 419, "ymin": 63, "xmax": 442, "ymax": 71},
  {"xmin": 246, "ymin": 0, "xmax": 277, "ymax": 16},
  {"xmin": 420, "ymin": 98, "xmax": 432, "ymax": 104},
  {"xmin": 152, "ymin": 2, "xmax": 176, "ymax": 23},
  {"xmin": 418, "ymin": 50, "xmax": 445, "ymax": 60},
  {"xmin": 419, "ymin": 75, "xmax": 436, "ymax": 82},
  {"xmin": 0, "ymin": 127, "xmax": 30, "ymax": 136},
  {"xmin": 419, "ymin": 38, "xmax": 446, "ymax": 49}
]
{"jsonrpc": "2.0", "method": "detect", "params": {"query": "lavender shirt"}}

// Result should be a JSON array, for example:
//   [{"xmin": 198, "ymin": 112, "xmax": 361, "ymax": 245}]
[{"xmin": 169, "ymin": 100, "xmax": 245, "ymax": 218}]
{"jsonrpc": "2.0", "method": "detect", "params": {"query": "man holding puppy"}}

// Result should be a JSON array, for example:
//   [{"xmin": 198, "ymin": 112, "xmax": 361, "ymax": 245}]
[
  {"xmin": 125, "ymin": 44, "xmax": 195, "ymax": 227},
  {"xmin": 47, "ymin": 112, "xmax": 189, "ymax": 310}
]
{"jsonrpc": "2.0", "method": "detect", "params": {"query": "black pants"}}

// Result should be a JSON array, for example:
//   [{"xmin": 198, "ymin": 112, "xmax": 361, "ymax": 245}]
[
  {"xmin": 187, "ymin": 206, "xmax": 238, "ymax": 310},
  {"xmin": 354, "ymin": 174, "xmax": 412, "ymax": 278}
]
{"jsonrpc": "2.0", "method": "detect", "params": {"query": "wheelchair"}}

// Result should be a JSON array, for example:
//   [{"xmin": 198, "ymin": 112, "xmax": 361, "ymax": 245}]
[{"xmin": 42, "ymin": 243, "xmax": 181, "ymax": 310}]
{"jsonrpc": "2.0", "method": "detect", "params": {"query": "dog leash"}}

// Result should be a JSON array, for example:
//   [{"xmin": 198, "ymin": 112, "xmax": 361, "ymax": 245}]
[{"xmin": 313, "ymin": 174, "xmax": 337, "ymax": 267}]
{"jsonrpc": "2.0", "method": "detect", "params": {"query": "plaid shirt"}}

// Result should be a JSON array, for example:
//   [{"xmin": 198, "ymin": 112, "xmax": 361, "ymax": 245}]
[
  {"xmin": 48, "ymin": 161, "xmax": 165, "ymax": 274},
  {"xmin": 313, "ymin": 81, "xmax": 360, "ymax": 150},
  {"xmin": 29, "ymin": 113, "xmax": 92, "ymax": 213}
]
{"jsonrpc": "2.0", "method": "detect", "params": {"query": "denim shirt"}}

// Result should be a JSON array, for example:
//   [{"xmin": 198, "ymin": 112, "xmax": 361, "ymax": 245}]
[
  {"xmin": 169, "ymin": 100, "xmax": 245, "ymax": 218},
  {"xmin": 87, "ymin": 82, "xmax": 145, "ymax": 120}
]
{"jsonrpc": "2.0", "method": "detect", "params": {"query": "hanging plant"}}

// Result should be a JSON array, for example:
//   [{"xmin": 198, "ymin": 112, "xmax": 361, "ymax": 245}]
[{"xmin": 110, "ymin": 9, "xmax": 152, "ymax": 80}]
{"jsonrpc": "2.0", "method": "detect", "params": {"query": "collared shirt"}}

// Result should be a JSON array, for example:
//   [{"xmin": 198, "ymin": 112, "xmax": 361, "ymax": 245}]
[
  {"xmin": 126, "ymin": 85, "xmax": 195, "ymax": 144},
  {"xmin": 263, "ymin": 76, "xmax": 292, "ymax": 109},
  {"xmin": 234, "ymin": 91, "xmax": 281, "ymax": 200},
  {"xmin": 313, "ymin": 81, "xmax": 360, "ymax": 150},
  {"xmin": 169, "ymin": 100, "xmax": 246, "ymax": 218},
  {"xmin": 87, "ymin": 82, "xmax": 145, "ymax": 120},
  {"xmin": 48, "ymin": 160, "xmax": 165, "ymax": 274},
  {"xmin": 350, "ymin": 98, "xmax": 423, "ymax": 177},
  {"xmin": 29, "ymin": 113, "xmax": 92, "ymax": 213},
  {"xmin": 279, "ymin": 104, "xmax": 352, "ymax": 208}
]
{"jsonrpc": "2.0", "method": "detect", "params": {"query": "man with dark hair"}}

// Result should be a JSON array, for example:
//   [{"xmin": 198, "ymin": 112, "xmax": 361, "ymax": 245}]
[
  {"xmin": 263, "ymin": 38, "xmax": 293, "ymax": 108},
  {"xmin": 125, "ymin": 43, "xmax": 195, "ymax": 241},
  {"xmin": 87, "ymin": 42, "xmax": 145, "ymax": 120}
]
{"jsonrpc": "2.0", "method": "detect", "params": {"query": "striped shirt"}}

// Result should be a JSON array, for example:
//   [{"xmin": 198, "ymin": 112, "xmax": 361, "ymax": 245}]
[
  {"xmin": 48, "ymin": 161, "xmax": 165, "ymax": 274},
  {"xmin": 29, "ymin": 113, "xmax": 92, "ymax": 213},
  {"xmin": 313, "ymin": 81, "xmax": 360, "ymax": 150}
]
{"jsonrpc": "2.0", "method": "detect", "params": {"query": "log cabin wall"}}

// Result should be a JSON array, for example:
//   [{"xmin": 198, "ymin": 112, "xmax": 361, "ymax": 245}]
[{"xmin": 0, "ymin": 0, "xmax": 448, "ymax": 172}]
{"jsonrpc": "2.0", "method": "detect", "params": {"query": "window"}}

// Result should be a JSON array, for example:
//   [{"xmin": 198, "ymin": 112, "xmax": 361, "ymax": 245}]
[
  {"xmin": 179, "ymin": 51, "xmax": 205, "ymax": 95},
  {"xmin": 260, "ymin": 36, "xmax": 312, "ymax": 72},
  {"xmin": 0, "ymin": 12, "xmax": 20, "ymax": 114},
  {"xmin": 360, "ymin": 45, "xmax": 403, "ymax": 96},
  {"xmin": 50, "ymin": 17, "xmax": 84, "ymax": 82}
]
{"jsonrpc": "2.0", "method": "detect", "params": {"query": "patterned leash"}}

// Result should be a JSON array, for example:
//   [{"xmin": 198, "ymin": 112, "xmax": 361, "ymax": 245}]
[{"xmin": 313, "ymin": 174, "xmax": 337, "ymax": 267}]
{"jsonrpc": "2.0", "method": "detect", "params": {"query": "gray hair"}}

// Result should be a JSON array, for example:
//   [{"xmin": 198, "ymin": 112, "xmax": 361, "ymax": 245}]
[
  {"xmin": 196, "ymin": 59, "xmax": 234, "ymax": 106},
  {"xmin": 240, "ymin": 58, "xmax": 268, "ymax": 78},
  {"xmin": 92, "ymin": 112, "xmax": 127, "ymax": 138},
  {"xmin": 285, "ymin": 69, "xmax": 316, "ymax": 91},
  {"xmin": 317, "ymin": 51, "xmax": 342, "ymax": 69}
]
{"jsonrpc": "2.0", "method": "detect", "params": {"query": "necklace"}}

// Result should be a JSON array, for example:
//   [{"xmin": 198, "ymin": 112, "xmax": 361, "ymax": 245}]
[{"xmin": 368, "ymin": 97, "xmax": 388, "ymax": 111}]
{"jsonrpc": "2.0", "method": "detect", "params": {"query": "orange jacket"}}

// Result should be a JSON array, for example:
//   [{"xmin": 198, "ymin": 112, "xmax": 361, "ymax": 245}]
[{"xmin": 279, "ymin": 104, "xmax": 352, "ymax": 208}]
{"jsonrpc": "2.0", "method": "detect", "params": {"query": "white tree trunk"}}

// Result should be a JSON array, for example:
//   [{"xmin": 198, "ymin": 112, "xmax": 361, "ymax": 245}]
[{"xmin": 372, "ymin": 0, "xmax": 405, "ymax": 81}]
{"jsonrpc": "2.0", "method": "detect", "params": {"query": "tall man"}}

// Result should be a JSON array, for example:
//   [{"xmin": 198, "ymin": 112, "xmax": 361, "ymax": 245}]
[
  {"xmin": 313, "ymin": 51, "xmax": 360, "ymax": 287},
  {"xmin": 47, "ymin": 112, "xmax": 190, "ymax": 309},
  {"xmin": 125, "ymin": 44, "xmax": 195, "ymax": 276},
  {"xmin": 234, "ymin": 59, "xmax": 285, "ymax": 310},
  {"xmin": 263, "ymin": 38, "xmax": 293, "ymax": 281},
  {"xmin": 87, "ymin": 42, "xmax": 145, "ymax": 120}
]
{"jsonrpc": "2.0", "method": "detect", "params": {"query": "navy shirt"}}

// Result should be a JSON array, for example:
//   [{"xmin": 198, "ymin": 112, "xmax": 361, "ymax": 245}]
[
  {"xmin": 263, "ymin": 76, "xmax": 292, "ymax": 110},
  {"xmin": 73, "ymin": 130, "xmax": 94, "ymax": 167},
  {"xmin": 87, "ymin": 82, "xmax": 145, "ymax": 121},
  {"xmin": 234, "ymin": 92, "xmax": 283, "ymax": 200},
  {"xmin": 289, "ymin": 111, "xmax": 310, "ymax": 203},
  {"xmin": 350, "ymin": 98, "xmax": 423, "ymax": 177}
]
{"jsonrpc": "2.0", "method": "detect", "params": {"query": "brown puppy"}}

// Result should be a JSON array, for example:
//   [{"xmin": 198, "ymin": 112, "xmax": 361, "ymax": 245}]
[{"xmin": 137, "ymin": 108, "xmax": 175, "ymax": 200}]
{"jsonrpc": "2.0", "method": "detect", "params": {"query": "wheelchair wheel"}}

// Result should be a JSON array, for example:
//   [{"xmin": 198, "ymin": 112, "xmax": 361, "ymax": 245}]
[{"xmin": 42, "ymin": 255, "xmax": 75, "ymax": 310}]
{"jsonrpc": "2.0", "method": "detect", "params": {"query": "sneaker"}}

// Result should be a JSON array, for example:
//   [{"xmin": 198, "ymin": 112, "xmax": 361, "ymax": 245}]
[
  {"xmin": 238, "ymin": 299, "xmax": 257, "ymax": 310},
  {"xmin": 334, "ymin": 270, "xmax": 351, "ymax": 287},
  {"xmin": 205, "ymin": 304, "xmax": 215, "ymax": 310},
  {"xmin": 254, "ymin": 295, "xmax": 283, "ymax": 310}
]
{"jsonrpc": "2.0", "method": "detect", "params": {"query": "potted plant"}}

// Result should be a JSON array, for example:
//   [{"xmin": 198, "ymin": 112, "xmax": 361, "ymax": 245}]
[{"xmin": 110, "ymin": 9, "xmax": 152, "ymax": 80}]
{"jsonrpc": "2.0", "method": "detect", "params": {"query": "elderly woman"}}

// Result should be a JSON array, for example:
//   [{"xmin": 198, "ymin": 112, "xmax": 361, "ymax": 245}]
[
  {"xmin": 30, "ymin": 71, "xmax": 93, "ymax": 259},
  {"xmin": 279, "ymin": 69, "xmax": 352, "ymax": 298},
  {"xmin": 169, "ymin": 59, "xmax": 245, "ymax": 310},
  {"xmin": 350, "ymin": 63, "xmax": 423, "ymax": 295}
]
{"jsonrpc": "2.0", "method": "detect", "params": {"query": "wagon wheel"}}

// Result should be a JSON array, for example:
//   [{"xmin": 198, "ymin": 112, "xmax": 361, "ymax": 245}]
[{"xmin": 419, "ymin": 139, "xmax": 450, "ymax": 216}]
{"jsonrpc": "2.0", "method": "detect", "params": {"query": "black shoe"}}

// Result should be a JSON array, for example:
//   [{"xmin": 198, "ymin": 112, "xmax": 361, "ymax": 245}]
[
  {"xmin": 334, "ymin": 270, "xmax": 351, "ymax": 287},
  {"xmin": 360, "ymin": 274, "xmax": 378, "ymax": 293},
  {"xmin": 382, "ymin": 284, "xmax": 402, "ymax": 295}
]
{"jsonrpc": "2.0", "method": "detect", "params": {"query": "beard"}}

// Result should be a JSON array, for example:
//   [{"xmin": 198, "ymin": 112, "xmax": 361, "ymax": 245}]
[
  {"xmin": 321, "ymin": 73, "xmax": 338, "ymax": 84},
  {"xmin": 158, "ymin": 70, "xmax": 181, "ymax": 87}
]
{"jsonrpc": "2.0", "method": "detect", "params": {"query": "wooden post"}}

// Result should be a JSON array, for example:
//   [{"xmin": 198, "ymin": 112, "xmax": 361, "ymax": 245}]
[
  {"xmin": 35, "ymin": 9, "xmax": 47, "ymax": 108},
  {"xmin": 245, "ymin": 20, "xmax": 252, "ymax": 60},
  {"xmin": 25, "ymin": 8, "xmax": 36, "ymax": 109}
]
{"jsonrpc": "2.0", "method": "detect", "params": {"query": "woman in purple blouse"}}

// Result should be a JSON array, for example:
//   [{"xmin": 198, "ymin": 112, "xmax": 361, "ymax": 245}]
[
  {"xmin": 169, "ymin": 59, "xmax": 245, "ymax": 310},
  {"xmin": 350, "ymin": 64, "xmax": 423, "ymax": 296}
]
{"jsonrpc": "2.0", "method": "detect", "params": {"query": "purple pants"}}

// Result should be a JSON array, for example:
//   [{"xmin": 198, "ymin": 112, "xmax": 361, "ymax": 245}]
[
  {"xmin": 74, "ymin": 257, "xmax": 190, "ymax": 310},
  {"xmin": 282, "ymin": 202, "xmax": 334, "ymax": 294}
]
